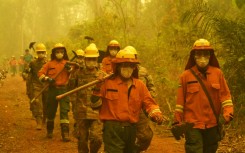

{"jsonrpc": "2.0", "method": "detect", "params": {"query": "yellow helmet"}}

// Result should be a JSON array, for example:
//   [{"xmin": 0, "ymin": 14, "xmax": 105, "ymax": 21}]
[
  {"xmin": 108, "ymin": 40, "xmax": 120, "ymax": 47},
  {"xmin": 53, "ymin": 43, "xmax": 65, "ymax": 49},
  {"xmin": 112, "ymin": 49, "xmax": 139, "ymax": 64},
  {"xmin": 124, "ymin": 46, "xmax": 137, "ymax": 55},
  {"xmin": 84, "ymin": 43, "xmax": 99, "ymax": 57},
  {"xmin": 192, "ymin": 39, "xmax": 213, "ymax": 51},
  {"xmin": 185, "ymin": 39, "xmax": 219, "ymax": 70},
  {"xmin": 51, "ymin": 43, "xmax": 69, "ymax": 60},
  {"xmin": 76, "ymin": 49, "xmax": 85, "ymax": 56},
  {"xmin": 35, "ymin": 43, "xmax": 46, "ymax": 52}
]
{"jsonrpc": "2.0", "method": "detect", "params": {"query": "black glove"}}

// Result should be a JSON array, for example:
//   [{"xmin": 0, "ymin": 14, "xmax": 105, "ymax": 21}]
[
  {"xmin": 47, "ymin": 78, "xmax": 55, "ymax": 83},
  {"xmin": 64, "ymin": 63, "xmax": 72, "ymax": 71},
  {"xmin": 43, "ymin": 77, "xmax": 55, "ymax": 84}
]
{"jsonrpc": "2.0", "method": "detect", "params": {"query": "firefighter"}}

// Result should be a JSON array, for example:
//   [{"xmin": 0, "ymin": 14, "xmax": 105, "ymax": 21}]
[
  {"xmin": 124, "ymin": 46, "xmax": 156, "ymax": 153},
  {"xmin": 68, "ymin": 49, "xmax": 85, "ymax": 129},
  {"xmin": 90, "ymin": 49, "xmax": 165, "ymax": 153},
  {"xmin": 24, "ymin": 43, "xmax": 48, "ymax": 130},
  {"xmin": 38, "ymin": 43, "xmax": 72, "ymax": 142},
  {"xmin": 23, "ymin": 49, "xmax": 33, "ymax": 68},
  {"xmin": 70, "ymin": 44, "xmax": 102, "ymax": 153},
  {"xmin": 101, "ymin": 40, "xmax": 120, "ymax": 74},
  {"xmin": 9, "ymin": 56, "xmax": 18, "ymax": 76},
  {"xmin": 18, "ymin": 55, "xmax": 25, "ymax": 74},
  {"xmin": 173, "ymin": 39, "xmax": 234, "ymax": 153}
]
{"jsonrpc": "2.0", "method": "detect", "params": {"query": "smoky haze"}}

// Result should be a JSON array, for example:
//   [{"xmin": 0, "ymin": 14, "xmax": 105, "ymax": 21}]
[{"xmin": 0, "ymin": 0, "xmax": 91, "ymax": 59}]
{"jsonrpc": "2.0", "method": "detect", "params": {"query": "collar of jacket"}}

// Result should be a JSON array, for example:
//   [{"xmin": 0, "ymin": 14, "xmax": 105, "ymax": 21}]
[
  {"xmin": 53, "ymin": 59, "xmax": 67, "ymax": 64},
  {"xmin": 114, "ymin": 76, "xmax": 137, "ymax": 87},
  {"xmin": 192, "ymin": 65, "xmax": 212, "ymax": 75}
]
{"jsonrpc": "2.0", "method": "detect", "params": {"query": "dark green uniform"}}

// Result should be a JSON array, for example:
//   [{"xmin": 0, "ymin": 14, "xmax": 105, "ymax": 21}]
[{"xmin": 26, "ymin": 58, "xmax": 47, "ymax": 127}]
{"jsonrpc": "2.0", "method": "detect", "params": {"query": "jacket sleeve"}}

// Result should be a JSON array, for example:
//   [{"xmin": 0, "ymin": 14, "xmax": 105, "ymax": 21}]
[
  {"xmin": 140, "ymin": 82, "xmax": 160, "ymax": 115},
  {"xmin": 38, "ymin": 62, "xmax": 49, "ymax": 81},
  {"xmin": 144, "ymin": 72, "xmax": 157, "ymax": 98},
  {"xmin": 219, "ymin": 71, "xmax": 233, "ymax": 118},
  {"xmin": 174, "ymin": 73, "xmax": 186, "ymax": 123}
]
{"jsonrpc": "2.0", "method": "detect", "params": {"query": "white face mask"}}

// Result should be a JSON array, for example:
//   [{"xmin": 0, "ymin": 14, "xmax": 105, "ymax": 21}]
[
  {"xmin": 120, "ymin": 67, "xmax": 134, "ymax": 79},
  {"xmin": 76, "ymin": 59, "xmax": 84, "ymax": 67},
  {"xmin": 85, "ymin": 60, "xmax": 97, "ymax": 69},
  {"xmin": 37, "ymin": 53, "xmax": 46, "ymax": 59},
  {"xmin": 56, "ymin": 53, "xmax": 64, "ymax": 59},
  {"xmin": 109, "ymin": 50, "xmax": 118, "ymax": 57},
  {"xmin": 195, "ymin": 56, "xmax": 210, "ymax": 68}
]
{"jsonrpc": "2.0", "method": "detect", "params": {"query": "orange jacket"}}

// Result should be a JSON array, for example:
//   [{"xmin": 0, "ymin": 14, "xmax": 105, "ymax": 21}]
[
  {"xmin": 38, "ymin": 59, "xmax": 70, "ymax": 86},
  {"xmin": 174, "ymin": 65, "xmax": 233, "ymax": 129},
  {"xmin": 94, "ymin": 76, "xmax": 160, "ymax": 123},
  {"xmin": 101, "ymin": 56, "xmax": 113, "ymax": 74},
  {"xmin": 9, "ymin": 59, "xmax": 18, "ymax": 66},
  {"xmin": 18, "ymin": 59, "xmax": 25, "ymax": 65}
]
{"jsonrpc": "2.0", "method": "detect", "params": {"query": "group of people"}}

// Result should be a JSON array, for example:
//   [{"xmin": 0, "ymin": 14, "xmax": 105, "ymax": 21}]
[
  {"xmin": 22, "ymin": 38, "xmax": 233, "ymax": 153},
  {"xmin": 7, "ymin": 49, "xmax": 34, "ymax": 76}
]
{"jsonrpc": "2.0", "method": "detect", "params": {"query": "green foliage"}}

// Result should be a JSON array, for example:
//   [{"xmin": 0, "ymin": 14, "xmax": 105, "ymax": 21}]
[{"xmin": 235, "ymin": 0, "xmax": 245, "ymax": 9}]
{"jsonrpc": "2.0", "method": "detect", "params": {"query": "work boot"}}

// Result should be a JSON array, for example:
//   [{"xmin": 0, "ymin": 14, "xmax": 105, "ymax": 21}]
[
  {"xmin": 47, "ymin": 121, "xmax": 54, "ymax": 138},
  {"xmin": 61, "ymin": 123, "xmax": 70, "ymax": 142},
  {"xmin": 36, "ymin": 117, "xmax": 42, "ymax": 130}
]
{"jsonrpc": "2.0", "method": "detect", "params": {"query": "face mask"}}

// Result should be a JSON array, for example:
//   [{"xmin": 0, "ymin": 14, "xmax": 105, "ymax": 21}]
[
  {"xmin": 85, "ymin": 60, "xmax": 97, "ymax": 69},
  {"xmin": 76, "ymin": 59, "xmax": 84, "ymax": 67},
  {"xmin": 195, "ymin": 56, "xmax": 210, "ymax": 68},
  {"xmin": 56, "ymin": 53, "xmax": 64, "ymax": 59},
  {"xmin": 120, "ymin": 67, "xmax": 134, "ymax": 79},
  {"xmin": 109, "ymin": 50, "xmax": 118, "ymax": 57},
  {"xmin": 37, "ymin": 52, "xmax": 46, "ymax": 59}
]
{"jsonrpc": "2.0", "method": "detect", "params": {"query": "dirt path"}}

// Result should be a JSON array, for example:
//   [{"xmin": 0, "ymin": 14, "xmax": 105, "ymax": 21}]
[{"xmin": 0, "ymin": 75, "xmax": 185, "ymax": 153}]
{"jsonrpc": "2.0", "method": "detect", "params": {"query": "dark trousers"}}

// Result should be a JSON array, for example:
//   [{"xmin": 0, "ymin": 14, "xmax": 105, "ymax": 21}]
[
  {"xmin": 103, "ymin": 121, "xmax": 136, "ymax": 153},
  {"xmin": 185, "ymin": 126, "xmax": 219, "ymax": 153},
  {"xmin": 47, "ymin": 87, "xmax": 70, "ymax": 123}
]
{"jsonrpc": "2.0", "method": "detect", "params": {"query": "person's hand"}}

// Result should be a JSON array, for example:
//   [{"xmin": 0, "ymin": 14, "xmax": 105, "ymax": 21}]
[
  {"xmin": 43, "ymin": 77, "xmax": 55, "ymax": 84},
  {"xmin": 150, "ymin": 111, "xmax": 164, "ymax": 125},
  {"xmin": 64, "ymin": 63, "xmax": 72, "ymax": 71},
  {"xmin": 223, "ymin": 113, "xmax": 234, "ymax": 124}
]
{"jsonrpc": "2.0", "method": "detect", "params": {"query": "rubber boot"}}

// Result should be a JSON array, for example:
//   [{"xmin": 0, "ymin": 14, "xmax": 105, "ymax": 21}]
[
  {"xmin": 61, "ymin": 123, "xmax": 70, "ymax": 142},
  {"xmin": 36, "ymin": 117, "xmax": 42, "ymax": 130},
  {"xmin": 47, "ymin": 121, "xmax": 54, "ymax": 138}
]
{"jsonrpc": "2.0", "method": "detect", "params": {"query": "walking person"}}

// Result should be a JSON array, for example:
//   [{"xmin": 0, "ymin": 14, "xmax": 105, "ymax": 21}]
[
  {"xmin": 18, "ymin": 55, "xmax": 25, "ymax": 75},
  {"xmin": 101, "ymin": 40, "xmax": 120, "ymax": 74},
  {"xmin": 124, "ymin": 46, "xmax": 156, "ymax": 153},
  {"xmin": 70, "ymin": 44, "xmax": 102, "ymax": 153},
  {"xmin": 23, "ymin": 43, "xmax": 48, "ymax": 130},
  {"xmin": 173, "ymin": 39, "xmax": 234, "ymax": 153},
  {"xmin": 38, "ymin": 43, "xmax": 73, "ymax": 142},
  {"xmin": 9, "ymin": 56, "xmax": 18, "ymax": 76},
  {"xmin": 91, "ymin": 49, "xmax": 165, "ymax": 153}
]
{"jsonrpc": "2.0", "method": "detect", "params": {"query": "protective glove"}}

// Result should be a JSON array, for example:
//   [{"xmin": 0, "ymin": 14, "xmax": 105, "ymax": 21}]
[
  {"xmin": 64, "ymin": 63, "xmax": 72, "ymax": 71},
  {"xmin": 43, "ymin": 77, "xmax": 55, "ymax": 84},
  {"xmin": 149, "ymin": 111, "xmax": 164, "ymax": 125}
]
